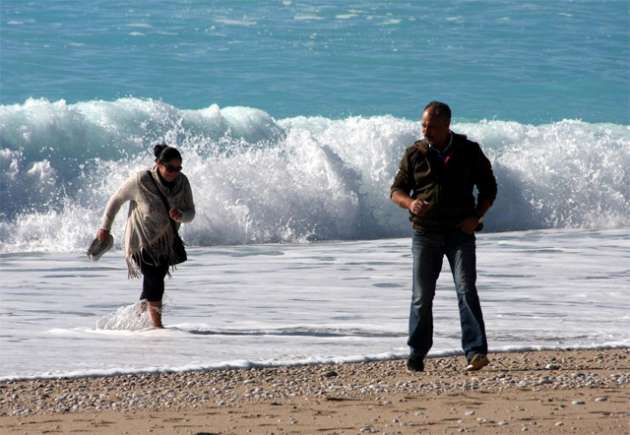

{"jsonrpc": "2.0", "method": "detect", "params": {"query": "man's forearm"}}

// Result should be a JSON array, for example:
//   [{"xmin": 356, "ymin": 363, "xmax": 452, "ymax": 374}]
[
  {"xmin": 391, "ymin": 190, "xmax": 413, "ymax": 210},
  {"xmin": 475, "ymin": 198, "xmax": 493, "ymax": 219}
]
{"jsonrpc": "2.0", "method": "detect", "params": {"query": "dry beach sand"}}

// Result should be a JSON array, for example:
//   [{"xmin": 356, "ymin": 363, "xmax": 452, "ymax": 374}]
[{"xmin": 1, "ymin": 348, "xmax": 629, "ymax": 434}]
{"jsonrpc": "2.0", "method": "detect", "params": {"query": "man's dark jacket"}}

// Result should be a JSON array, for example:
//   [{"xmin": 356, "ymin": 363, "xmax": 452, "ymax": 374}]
[{"xmin": 390, "ymin": 132, "xmax": 497, "ymax": 232}]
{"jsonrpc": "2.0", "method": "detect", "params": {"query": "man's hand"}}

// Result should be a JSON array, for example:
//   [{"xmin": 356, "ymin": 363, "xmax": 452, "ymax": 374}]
[
  {"xmin": 409, "ymin": 199, "xmax": 431, "ymax": 216},
  {"xmin": 458, "ymin": 216, "xmax": 480, "ymax": 235},
  {"xmin": 169, "ymin": 208, "xmax": 183, "ymax": 222},
  {"xmin": 391, "ymin": 191, "xmax": 430, "ymax": 216},
  {"xmin": 96, "ymin": 228, "xmax": 110, "ymax": 241}
]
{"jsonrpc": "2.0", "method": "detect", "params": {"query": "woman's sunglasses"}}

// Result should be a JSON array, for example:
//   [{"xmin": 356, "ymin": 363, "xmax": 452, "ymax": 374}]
[{"xmin": 163, "ymin": 163, "xmax": 182, "ymax": 173}]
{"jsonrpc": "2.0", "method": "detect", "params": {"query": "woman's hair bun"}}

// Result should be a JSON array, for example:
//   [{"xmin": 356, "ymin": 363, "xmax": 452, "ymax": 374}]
[
  {"xmin": 153, "ymin": 143, "xmax": 182, "ymax": 163},
  {"xmin": 153, "ymin": 143, "xmax": 169, "ymax": 158}
]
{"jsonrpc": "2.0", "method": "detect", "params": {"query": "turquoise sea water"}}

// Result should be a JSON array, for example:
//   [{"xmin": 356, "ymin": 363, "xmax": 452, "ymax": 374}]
[
  {"xmin": 1, "ymin": 1, "xmax": 630, "ymax": 251},
  {"xmin": 2, "ymin": 1, "xmax": 629, "ymax": 123}
]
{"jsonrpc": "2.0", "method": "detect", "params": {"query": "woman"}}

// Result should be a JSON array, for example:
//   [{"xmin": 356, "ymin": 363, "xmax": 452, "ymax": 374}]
[{"xmin": 95, "ymin": 144, "xmax": 195, "ymax": 328}]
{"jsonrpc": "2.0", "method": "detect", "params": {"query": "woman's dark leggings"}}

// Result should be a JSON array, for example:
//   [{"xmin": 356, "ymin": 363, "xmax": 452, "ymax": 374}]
[{"xmin": 139, "ymin": 258, "xmax": 170, "ymax": 302}]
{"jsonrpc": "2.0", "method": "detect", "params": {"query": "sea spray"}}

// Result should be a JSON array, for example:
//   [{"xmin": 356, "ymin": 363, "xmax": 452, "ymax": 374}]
[
  {"xmin": 1, "ymin": 98, "xmax": 629, "ymax": 253},
  {"xmin": 96, "ymin": 302, "xmax": 154, "ymax": 330}
]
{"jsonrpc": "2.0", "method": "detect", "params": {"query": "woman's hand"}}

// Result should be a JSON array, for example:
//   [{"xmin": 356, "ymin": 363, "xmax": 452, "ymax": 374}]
[
  {"xmin": 96, "ymin": 228, "xmax": 110, "ymax": 241},
  {"xmin": 169, "ymin": 208, "xmax": 183, "ymax": 222}
]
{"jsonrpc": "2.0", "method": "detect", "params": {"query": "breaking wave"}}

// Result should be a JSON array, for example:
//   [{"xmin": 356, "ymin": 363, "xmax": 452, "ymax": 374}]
[{"xmin": 1, "ymin": 98, "xmax": 628, "ymax": 252}]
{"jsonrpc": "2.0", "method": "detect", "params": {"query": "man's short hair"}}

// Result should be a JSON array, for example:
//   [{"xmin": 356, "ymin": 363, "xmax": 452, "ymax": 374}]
[{"xmin": 423, "ymin": 101, "xmax": 451, "ymax": 123}]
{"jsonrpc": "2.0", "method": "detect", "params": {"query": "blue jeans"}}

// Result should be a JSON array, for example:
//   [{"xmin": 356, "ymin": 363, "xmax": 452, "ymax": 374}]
[{"xmin": 408, "ymin": 229, "xmax": 488, "ymax": 360}]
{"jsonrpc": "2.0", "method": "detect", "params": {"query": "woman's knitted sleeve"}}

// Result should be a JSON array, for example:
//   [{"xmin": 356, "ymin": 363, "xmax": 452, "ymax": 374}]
[
  {"xmin": 179, "ymin": 175, "xmax": 196, "ymax": 223},
  {"xmin": 99, "ymin": 174, "xmax": 138, "ymax": 231}
]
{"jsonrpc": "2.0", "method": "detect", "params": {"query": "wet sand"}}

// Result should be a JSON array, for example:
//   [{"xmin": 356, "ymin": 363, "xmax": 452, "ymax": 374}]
[{"xmin": 1, "ymin": 348, "xmax": 629, "ymax": 434}]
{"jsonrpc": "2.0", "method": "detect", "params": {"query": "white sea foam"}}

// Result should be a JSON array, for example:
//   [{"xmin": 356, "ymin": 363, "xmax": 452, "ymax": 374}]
[
  {"xmin": 1, "ymin": 98, "xmax": 629, "ymax": 253},
  {"xmin": 127, "ymin": 22, "xmax": 153, "ymax": 29},
  {"xmin": 380, "ymin": 18, "xmax": 402, "ymax": 26},
  {"xmin": 294, "ymin": 13, "xmax": 324, "ymax": 21},
  {"xmin": 95, "ymin": 302, "xmax": 153, "ymax": 330},
  {"xmin": 1, "ymin": 229, "xmax": 628, "ymax": 380},
  {"xmin": 336, "ymin": 13, "xmax": 359, "ymax": 20},
  {"xmin": 214, "ymin": 17, "xmax": 257, "ymax": 27},
  {"xmin": 446, "ymin": 16, "xmax": 465, "ymax": 23},
  {"xmin": 5, "ymin": 343, "xmax": 628, "ymax": 381}
]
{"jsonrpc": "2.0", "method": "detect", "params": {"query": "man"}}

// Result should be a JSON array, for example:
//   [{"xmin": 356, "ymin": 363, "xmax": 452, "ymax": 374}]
[{"xmin": 390, "ymin": 101, "xmax": 497, "ymax": 372}]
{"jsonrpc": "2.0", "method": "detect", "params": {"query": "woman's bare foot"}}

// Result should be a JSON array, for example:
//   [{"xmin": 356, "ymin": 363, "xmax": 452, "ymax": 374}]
[{"xmin": 147, "ymin": 301, "xmax": 164, "ymax": 328}]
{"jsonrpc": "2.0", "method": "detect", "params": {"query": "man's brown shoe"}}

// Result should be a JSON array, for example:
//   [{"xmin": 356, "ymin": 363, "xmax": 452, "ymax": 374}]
[{"xmin": 465, "ymin": 353, "xmax": 489, "ymax": 371}]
